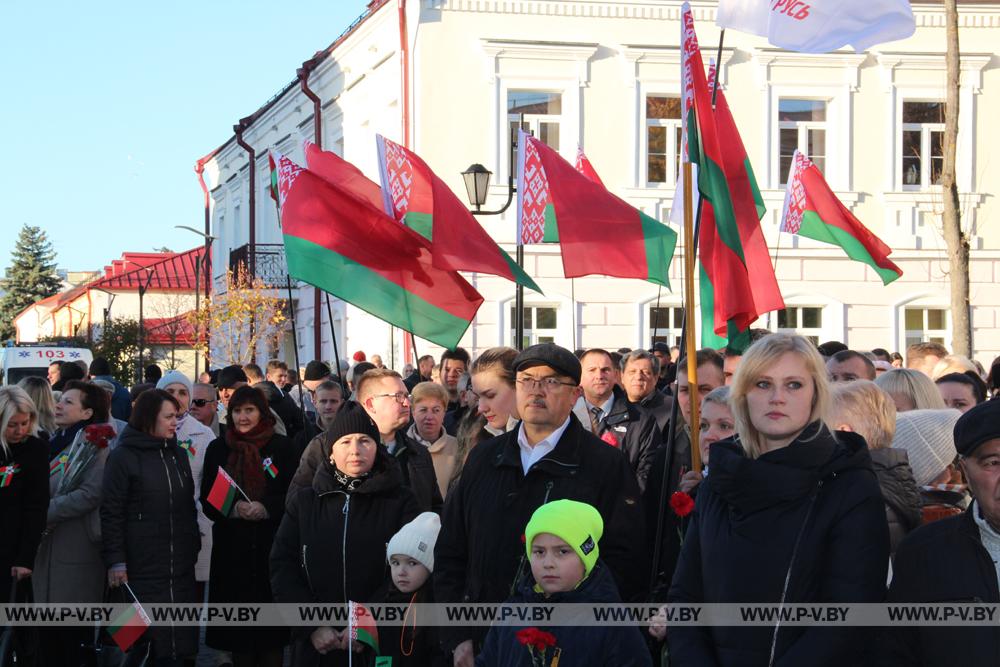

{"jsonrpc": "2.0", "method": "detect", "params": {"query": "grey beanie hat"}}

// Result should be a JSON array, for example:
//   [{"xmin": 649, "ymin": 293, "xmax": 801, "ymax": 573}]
[{"xmin": 891, "ymin": 408, "xmax": 962, "ymax": 486}]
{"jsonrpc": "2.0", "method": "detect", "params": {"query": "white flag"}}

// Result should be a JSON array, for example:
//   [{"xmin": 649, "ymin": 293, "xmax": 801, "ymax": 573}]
[{"xmin": 716, "ymin": 0, "xmax": 915, "ymax": 53}]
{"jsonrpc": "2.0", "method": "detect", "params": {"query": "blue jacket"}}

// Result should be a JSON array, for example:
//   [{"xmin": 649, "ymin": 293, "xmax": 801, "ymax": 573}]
[
  {"xmin": 94, "ymin": 374, "xmax": 132, "ymax": 421},
  {"xmin": 476, "ymin": 561, "xmax": 652, "ymax": 667}
]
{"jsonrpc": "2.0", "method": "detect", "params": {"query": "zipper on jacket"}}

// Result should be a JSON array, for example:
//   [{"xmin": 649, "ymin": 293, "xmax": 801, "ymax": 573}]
[
  {"xmin": 342, "ymin": 494, "xmax": 351, "ymax": 603},
  {"xmin": 302, "ymin": 544, "xmax": 314, "ymax": 595},
  {"xmin": 159, "ymin": 447, "xmax": 178, "ymax": 657}
]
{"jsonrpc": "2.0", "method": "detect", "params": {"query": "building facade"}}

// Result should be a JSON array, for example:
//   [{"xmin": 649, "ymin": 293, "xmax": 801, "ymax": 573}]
[{"xmin": 200, "ymin": 0, "xmax": 1000, "ymax": 369}]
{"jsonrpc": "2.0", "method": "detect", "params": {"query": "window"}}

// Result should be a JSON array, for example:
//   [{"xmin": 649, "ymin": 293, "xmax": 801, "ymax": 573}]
[
  {"xmin": 508, "ymin": 90, "xmax": 562, "ymax": 167},
  {"xmin": 645, "ymin": 95, "xmax": 683, "ymax": 186},
  {"xmin": 510, "ymin": 305, "xmax": 558, "ymax": 348},
  {"xmin": 904, "ymin": 307, "xmax": 949, "ymax": 348},
  {"xmin": 778, "ymin": 99, "xmax": 827, "ymax": 184},
  {"xmin": 649, "ymin": 305, "xmax": 684, "ymax": 346},
  {"xmin": 774, "ymin": 306, "xmax": 823, "ymax": 345},
  {"xmin": 901, "ymin": 101, "xmax": 945, "ymax": 190}
]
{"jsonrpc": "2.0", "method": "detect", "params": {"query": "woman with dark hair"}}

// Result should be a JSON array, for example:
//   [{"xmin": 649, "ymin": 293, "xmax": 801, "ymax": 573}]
[
  {"xmin": 936, "ymin": 372, "xmax": 987, "ymax": 414},
  {"xmin": 201, "ymin": 385, "xmax": 294, "ymax": 666},
  {"xmin": 101, "ymin": 389, "xmax": 201, "ymax": 665},
  {"xmin": 33, "ymin": 379, "xmax": 111, "ymax": 665}
]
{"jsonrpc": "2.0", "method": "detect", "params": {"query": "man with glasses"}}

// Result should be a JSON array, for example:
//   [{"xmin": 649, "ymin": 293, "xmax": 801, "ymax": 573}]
[
  {"xmin": 435, "ymin": 343, "xmax": 647, "ymax": 667},
  {"xmin": 190, "ymin": 383, "xmax": 220, "ymax": 436},
  {"xmin": 288, "ymin": 369, "xmax": 442, "ymax": 513}
]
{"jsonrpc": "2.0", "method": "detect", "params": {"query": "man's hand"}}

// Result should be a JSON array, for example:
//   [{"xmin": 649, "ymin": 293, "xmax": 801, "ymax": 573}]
[{"xmin": 453, "ymin": 639, "xmax": 475, "ymax": 667}]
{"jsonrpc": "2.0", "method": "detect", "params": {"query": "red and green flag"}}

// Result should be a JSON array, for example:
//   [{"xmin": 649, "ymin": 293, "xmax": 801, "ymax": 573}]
[
  {"xmin": 782, "ymin": 150, "xmax": 902, "ymax": 285},
  {"xmin": 682, "ymin": 3, "xmax": 784, "ymax": 350},
  {"xmin": 262, "ymin": 457, "xmax": 279, "ymax": 479},
  {"xmin": 349, "ymin": 601, "xmax": 379, "ymax": 654},
  {"xmin": 575, "ymin": 145, "xmax": 605, "ymax": 187},
  {"xmin": 303, "ymin": 141, "xmax": 385, "ymax": 211},
  {"xmin": 274, "ymin": 153, "xmax": 484, "ymax": 350},
  {"xmin": 206, "ymin": 467, "xmax": 240, "ymax": 515},
  {"xmin": 517, "ymin": 131, "xmax": 678, "ymax": 287},
  {"xmin": 108, "ymin": 598, "xmax": 151, "ymax": 652},
  {"xmin": 268, "ymin": 153, "xmax": 280, "ymax": 205},
  {"xmin": 375, "ymin": 135, "xmax": 540, "ymax": 293}
]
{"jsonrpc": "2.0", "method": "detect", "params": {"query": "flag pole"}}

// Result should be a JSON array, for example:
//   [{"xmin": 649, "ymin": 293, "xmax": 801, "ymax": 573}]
[
  {"xmin": 682, "ymin": 161, "xmax": 701, "ymax": 473},
  {"xmin": 571, "ymin": 278, "xmax": 577, "ymax": 350},
  {"xmin": 648, "ymin": 24, "xmax": 725, "ymax": 596},
  {"xmin": 286, "ymin": 276, "xmax": 307, "ymax": 418},
  {"xmin": 324, "ymin": 293, "xmax": 344, "ymax": 389}
]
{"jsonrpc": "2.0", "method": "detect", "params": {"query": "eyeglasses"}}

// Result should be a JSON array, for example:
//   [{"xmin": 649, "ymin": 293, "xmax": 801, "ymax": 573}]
[
  {"xmin": 516, "ymin": 376, "xmax": 577, "ymax": 392},
  {"xmin": 371, "ymin": 392, "xmax": 412, "ymax": 405},
  {"xmin": 191, "ymin": 399, "xmax": 215, "ymax": 407}
]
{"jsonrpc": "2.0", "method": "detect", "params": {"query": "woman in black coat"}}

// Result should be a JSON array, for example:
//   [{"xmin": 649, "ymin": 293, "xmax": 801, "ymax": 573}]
[
  {"xmin": 270, "ymin": 405, "xmax": 421, "ymax": 666},
  {"xmin": 201, "ymin": 385, "xmax": 295, "ymax": 665},
  {"xmin": 102, "ymin": 389, "xmax": 201, "ymax": 666},
  {"xmin": 666, "ymin": 333, "xmax": 890, "ymax": 666}
]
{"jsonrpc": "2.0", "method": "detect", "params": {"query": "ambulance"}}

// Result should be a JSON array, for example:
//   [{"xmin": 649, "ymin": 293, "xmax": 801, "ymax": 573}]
[{"xmin": 0, "ymin": 343, "xmax": 94, "ymax": 386}]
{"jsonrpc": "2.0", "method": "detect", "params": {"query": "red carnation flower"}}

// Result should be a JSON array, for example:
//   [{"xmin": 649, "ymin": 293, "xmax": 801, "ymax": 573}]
[
  {"xmin": 520, "ymin": 533, "xmax": 526, "ymax": 544},
  {"xmin": 533, "ymin": 630, "xmax": 557, "ymax": 650},
  {"xmin": 669, "ymin": 491, "xmax": 695, "ymax": 518},
  {"xmin": 600, "ymin": 430, "xmax": 620, "ymax": 448},
  {"xmin": 84, "ymin": 423, "xmax": 115, "ymax": 449},
  {"xmin": 516, "ymin": 627, "xmax": 538, "ymax": 646}
]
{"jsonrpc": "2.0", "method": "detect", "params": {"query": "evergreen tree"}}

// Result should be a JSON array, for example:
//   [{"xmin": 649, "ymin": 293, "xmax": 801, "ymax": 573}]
[{"xmin": 0, "ymin": 225, "xmax": 63, "ymax": 341}]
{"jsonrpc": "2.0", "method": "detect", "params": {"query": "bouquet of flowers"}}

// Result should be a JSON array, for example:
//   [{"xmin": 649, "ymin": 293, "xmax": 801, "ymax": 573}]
[
  {"xmin": 56, "ymin": 423, "xmax": 115, "ymax": 495},
  {"xmin": 516, "ymin": 627, "xmax": 561, "ymax": 667}
]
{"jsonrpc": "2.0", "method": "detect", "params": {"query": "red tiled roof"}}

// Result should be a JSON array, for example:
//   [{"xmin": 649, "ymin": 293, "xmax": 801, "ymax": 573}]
[{"xmin": 90, "ymin": 246, "xmax": 209, "ymax": 291}]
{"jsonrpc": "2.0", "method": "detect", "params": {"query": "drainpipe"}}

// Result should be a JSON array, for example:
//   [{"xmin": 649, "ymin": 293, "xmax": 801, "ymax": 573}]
[
  {"xmin": 298, "ymin": 65, "xmax": 324, "ymax": 362},
  {"xmin": 234, "ymin": 119, "xmax": 258, "ymax": 360},
  {"xmin": 194, "ymin": 152, "xmax": 217, "ymax": 370}
]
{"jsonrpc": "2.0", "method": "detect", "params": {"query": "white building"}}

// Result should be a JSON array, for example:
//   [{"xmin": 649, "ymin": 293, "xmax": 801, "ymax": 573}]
[{"xmin": 199, "ymin": 0, "xmax": 1000, "ymax": 369}]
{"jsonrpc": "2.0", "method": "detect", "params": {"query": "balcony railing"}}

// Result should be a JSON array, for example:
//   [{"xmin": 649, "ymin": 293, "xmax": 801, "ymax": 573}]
[{"xmin": 228, "ymin": 244, "xmax": 294, "ymax": 288}]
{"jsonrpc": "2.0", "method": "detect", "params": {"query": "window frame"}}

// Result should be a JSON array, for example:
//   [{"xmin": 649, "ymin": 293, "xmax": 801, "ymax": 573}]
[
  {"xmin": 900, "ymin": 100, "xmax": 945, "ymax": 191},
  {"xmin": 902, "ymin": 306, "xmax": 950, "ymax": 349},
  {"xmin": 643, "ymin": 94, "xmax": 683, "ymax": 188},
  {"xmin": 777, "ymin": 98, "xmax": 829, "ymax": 186},
  {"xmin": 508, "ymin": 303, "xmax": 560, "ymax": 349},
  {"xmin": 770, "ymin": 305, "xmax": 825, "ymax": 345}
]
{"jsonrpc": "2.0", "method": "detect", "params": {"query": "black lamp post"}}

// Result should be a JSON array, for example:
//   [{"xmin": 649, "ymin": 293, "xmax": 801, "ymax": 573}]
[
  {"xmin": 462, "ymin": 119, "xmax": 526, "ymax": 349},
  {"xmin": 176, "ymin": 226, "xmax": 217, "ymax": 379},
  {"xmin": 136, "ymin": 267, "xmax": 155, "ymax": 384}
]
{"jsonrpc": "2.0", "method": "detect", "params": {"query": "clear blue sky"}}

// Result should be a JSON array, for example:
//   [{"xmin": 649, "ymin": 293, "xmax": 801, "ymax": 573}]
[{"xmin": 0, "ymin": 0, "xmax": 370, "ymax": 271}]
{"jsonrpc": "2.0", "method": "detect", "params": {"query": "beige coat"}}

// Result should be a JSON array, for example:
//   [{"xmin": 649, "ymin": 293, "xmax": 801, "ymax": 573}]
[
  {"xmin": 33, "ymin": 430, "xmax": 109, "ymax": 603},
  {"xmin": 407, "ymin": 423, "xmax": 459, "ymax": 500}
]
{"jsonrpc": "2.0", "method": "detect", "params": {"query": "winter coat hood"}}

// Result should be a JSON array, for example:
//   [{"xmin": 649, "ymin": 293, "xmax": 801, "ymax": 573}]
[
  {"xmin": 709, "ymin": 422, "xmax": 873, "ymax": 514},
  {"xmin": 870, "ymin": 447, "xmax": 923, "ymax": 530}
]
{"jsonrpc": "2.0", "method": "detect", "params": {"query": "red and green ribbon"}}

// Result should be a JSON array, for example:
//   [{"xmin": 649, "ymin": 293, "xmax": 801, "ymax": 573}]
[
  {"xmin": 1, "ymin": 464, "xmax": 20, "ymax": 488},
  {"xmin": 179, "ymin": 440, "xmax": 196, "ymax": 459},
  {"xmin": 49, "ymin": 454, "xmax": 68, "ymax": 477},
  {"xmin": 262, "ymin": 457, "xmax": 278, "ymax": 479}
]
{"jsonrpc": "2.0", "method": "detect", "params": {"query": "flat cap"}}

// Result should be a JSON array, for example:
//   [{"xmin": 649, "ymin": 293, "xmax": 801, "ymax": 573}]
[
  {"xmin": 954, "ymin": 399, "xmax": 1000, "ymax": 457},
  {"xmin": 217, "ymin": 365, "xmax": 248, "ymax": 389},
  {"xmin": 512, "ymin": 343, "xmax": 581, "ymax": 385},
  {"xmin": 304, "ymin": 360, "xmax": 331, "ymax": 381}
]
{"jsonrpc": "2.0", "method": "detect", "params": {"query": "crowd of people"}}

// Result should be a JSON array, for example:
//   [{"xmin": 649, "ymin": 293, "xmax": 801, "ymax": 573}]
[{"xmin": 2, "ymin": 336, "xmax": 1000, "ymax": 666}]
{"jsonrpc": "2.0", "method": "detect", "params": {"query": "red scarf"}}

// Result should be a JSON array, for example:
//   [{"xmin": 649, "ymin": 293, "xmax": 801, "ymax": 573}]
[{"xmin": 225, "ymin": 420, "xmax": 274, "ymax": 501}]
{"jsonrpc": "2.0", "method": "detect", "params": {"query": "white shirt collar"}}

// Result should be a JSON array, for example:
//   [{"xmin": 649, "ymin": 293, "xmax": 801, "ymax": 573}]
[
  {"xmin": 516, "ymin": 415, "xmax": 572, "ymax": 475},
  {"xmin": 587, "ymin": 394, "xmax": 614, "ymax": 418}
]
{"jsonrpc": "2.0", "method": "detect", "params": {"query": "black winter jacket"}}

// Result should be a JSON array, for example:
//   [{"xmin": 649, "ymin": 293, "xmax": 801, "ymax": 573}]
[
  {"xmin": 881, "ymin": 505, "xmax": 1000, "ymax": 665},
  {"xmin": 666, "ymin": 424, "xmax": 889, "ymax": 666},
  {"xmin": 101, "ymin": 426, "xmax": 201, "ymax": 659},
  {"xmin": 644, "ymin": 420, "xmax": 691, "ymax": 593},
  {"xmin": 870, "ymin": 448, "xmax": 922, "ymax": 556},
  {"xmin": 370, "ymin": 579, "xmax": 449, "ymax": 667},
  {"xmin": 475, "ymin": 561, "xmax": 652, "ymax": 667},
  {"xmin": 270, "ymin": 449, "xmax": 421, "ymax": 665},
  {"xmin": 633, "ymin": 389, "xmax": 674, "ymax": 439},
  {"xmin": 0, "ymin": 435, "xmax": 49, "ymax": 594},
  {"xmin": 592, "ymin": 386, "xmax": 662, "ymax": 493},
  {"xmin": 289, "ymin": 426, "xmax": 443, "ymax": 514},
  {"xmin": 201, "ymin": 433, "xmax": 296, "ymax": 652},
  {"xmin": 434, "ymin": 415, "xmax": 648, "ymax": 652}
]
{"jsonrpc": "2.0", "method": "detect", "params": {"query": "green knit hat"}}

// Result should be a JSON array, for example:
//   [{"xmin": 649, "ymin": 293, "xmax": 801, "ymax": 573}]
[{"xmin": 524, "ymin": 499, "xmax": 604, "ymax": 580}]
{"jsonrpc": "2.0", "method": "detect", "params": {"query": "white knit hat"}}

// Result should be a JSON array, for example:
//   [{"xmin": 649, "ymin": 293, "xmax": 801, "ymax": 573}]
[
  {"xmin": 156, "ymin": 370, "xmax": 192, "ymax": 394},
  {"xmin": 386, "ymin": 512, "xmax": 441, "ymax": 572},
  {"xmin": 891, "ymin": 409, "xmax": 962, "ymax": 486}
]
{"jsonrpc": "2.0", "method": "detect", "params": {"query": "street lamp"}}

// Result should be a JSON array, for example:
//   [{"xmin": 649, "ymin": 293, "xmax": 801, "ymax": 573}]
[
  {"xmin": 461, "ymin": 119, "xmax": 526, "ymax": 348},
  {"xmin": 461, "ymin": 164, "xmax": 492, "ymax": 212},
  {"xmin": 175, "ymin": 225, "xmax": 217, "ymax": 378},
  {"xmin": 136, "ymin": 267, "xmax": 155, "ymax": 384}
]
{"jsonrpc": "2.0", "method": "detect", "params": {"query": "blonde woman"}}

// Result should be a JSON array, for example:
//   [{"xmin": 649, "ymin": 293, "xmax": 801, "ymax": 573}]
[
  {"xmin": 666, "ymin": 333, "xmax": 889, "ymax": 665},
  {"xmin": 407, "ymin": 382, "xmax": 459, "ymax": 499},
  {"xmin": 17, "ymin": 376, "xmax": 57, "ymax": 438},
  {"xmin": 875, "ymin": 368, "xmax": 947, "ymax": 413}
]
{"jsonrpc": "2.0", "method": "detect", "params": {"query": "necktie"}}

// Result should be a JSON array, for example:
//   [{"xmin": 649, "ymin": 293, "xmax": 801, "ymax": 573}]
[{"xmin": 590, "ymin": 406, "xmax": 603, "ymax": 434}]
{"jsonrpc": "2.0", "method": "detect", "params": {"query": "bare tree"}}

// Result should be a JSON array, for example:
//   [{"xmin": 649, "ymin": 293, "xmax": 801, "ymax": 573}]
[
  {"xmin": 941, "ymin": 0, "xmax": 971, "ymax": 356},
  {"xmin": 146, "ymin": 290, "xmax": 196, "ymax": 370}
]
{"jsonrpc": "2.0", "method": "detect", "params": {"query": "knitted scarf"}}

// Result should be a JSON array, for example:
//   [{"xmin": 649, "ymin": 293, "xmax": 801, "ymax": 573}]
[{"xmin": 225, "ymin": 419, "xmax": 274, "ymax": 501}]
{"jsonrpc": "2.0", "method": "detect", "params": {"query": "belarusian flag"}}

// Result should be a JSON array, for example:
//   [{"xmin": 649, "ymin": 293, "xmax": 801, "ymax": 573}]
[
  {"xmin": 517, "ymin": 131, "xmax": 677, "ymax": 287},
  {"xmin": 575, "ymin": 145, "xmax": 604, "ymax": 187},
  {"xmin": 108, "ymin": 599, "xmax": 151, "ymax": 652},
  {"xmin": 0, "ymin": 464, "xmax": 19, "ymax": 488},
  {"xmin": 303, "ymin": 141, "xmax": 385, "ymax": 212},
  {"xmin": 262, "ymin": 457, "xmax": 279, "ymax": 479},
  {"xmin": 206, "ymin": 467, "xmax": 240, "ymax": 515},
  {"xmin": 682, "ymin": 4, "xmax": 784, "ymax": 350},
  {"xmin": 716, "ymin": 0, "xmax": 915, "ymax": 54},
  {"xmin": 275, "ymin": 153, "xmax": 484, "ymax": 350},
  {"xmin": 375, "ymin": 136, "xmax": 540, "ymax": 293},
  {"xmin": 349, "ymin": 601, "xmax": 379, "ymax": 654},
  {"xmin": 782, "ymin": 151, "xmax": 902, "ymax": 284},
  {"xmin": 268, "ymin": 153, "xmax": 280, "ymax": 205}
]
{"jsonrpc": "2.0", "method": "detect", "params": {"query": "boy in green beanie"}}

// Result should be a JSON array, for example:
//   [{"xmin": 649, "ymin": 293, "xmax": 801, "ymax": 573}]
[{"xmin": 475, "ymin": 500, "xmax": 651, "ymax": 666}]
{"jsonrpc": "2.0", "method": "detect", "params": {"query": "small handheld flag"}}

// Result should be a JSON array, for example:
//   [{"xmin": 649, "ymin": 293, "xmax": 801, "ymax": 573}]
[
  {"xmin": 108, "ymin": 583, "xmax": 151, "ymax": 652},
  {"xmin": 206, "ymin": 467, "xmax": 249, "ymax": 515},
  {"xmin": 349, "ymin": 601, "xmax": 379, "ymax": 654},
  {"xmin": 262, "ymin": 457, "xmax": 279, "ymax": 479}
]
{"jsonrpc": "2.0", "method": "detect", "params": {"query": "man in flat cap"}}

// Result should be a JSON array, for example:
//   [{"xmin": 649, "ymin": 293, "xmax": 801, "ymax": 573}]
[
  {"xmin": 882, "ymin": 399, "xmax": 1000, "ymax": 664},
  {"xmin": 434, "ymin": 343, "xmax": 647, "ymax": 667}
]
